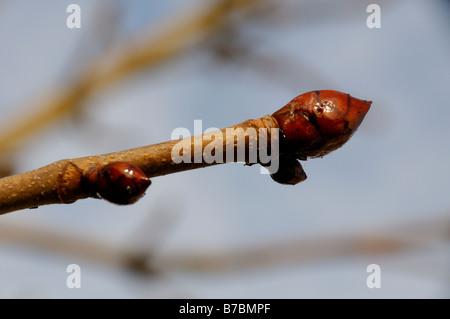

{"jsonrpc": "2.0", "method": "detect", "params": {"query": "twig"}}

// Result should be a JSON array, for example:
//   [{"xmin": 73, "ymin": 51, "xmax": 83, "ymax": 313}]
[
  {"xmin": 0, "ymin": 90, "xmax": 371, "ymax": 215},
  {"xmin": 0, "ymin": 116, "xmax": 277, "ymax": 215}
]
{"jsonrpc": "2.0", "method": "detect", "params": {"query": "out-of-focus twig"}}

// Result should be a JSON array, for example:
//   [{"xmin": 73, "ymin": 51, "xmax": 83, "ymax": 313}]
[
  {"xmin": 0, "ymin": 0, "xmax": 265, "ymax": 154},
  {"xmin": 0, "ymin": 213, "xmax": 448, "ymax": 274}
]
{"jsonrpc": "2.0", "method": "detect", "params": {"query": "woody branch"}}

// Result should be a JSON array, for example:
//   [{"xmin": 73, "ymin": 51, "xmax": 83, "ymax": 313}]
[
  {"xmin": 0, "ymin": 90, "xmax": 371, "ymax": 215},
  {"xmin": 0, "ymin": 115, "xmax": 279, "ymax": 215}
]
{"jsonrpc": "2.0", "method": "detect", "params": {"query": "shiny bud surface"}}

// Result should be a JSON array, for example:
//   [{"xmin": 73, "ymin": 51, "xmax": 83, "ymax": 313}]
[
  {"xmin": 87, "ymin": 162, "xmax": 151, "ymax": 205},
  {"xmin": 272, "ymin": 90, "xmax": 371, "ymax": 159}
]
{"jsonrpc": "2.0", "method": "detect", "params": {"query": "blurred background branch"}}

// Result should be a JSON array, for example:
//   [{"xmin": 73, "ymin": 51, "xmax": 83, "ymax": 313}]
[
  {"xmin": 0, "ymin": 0, "xmax": 267, "ymax": 160},
  {"xmin": 0, "ymin": 209, "xmax": 448, "ymax": 275}
]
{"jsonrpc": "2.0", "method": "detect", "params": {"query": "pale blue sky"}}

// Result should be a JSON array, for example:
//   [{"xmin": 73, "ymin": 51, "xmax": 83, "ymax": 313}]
[{"xmin": 0, "ymin": 0, "xmax": 449, "ymax": 298}]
